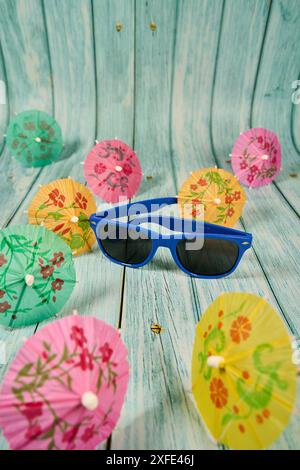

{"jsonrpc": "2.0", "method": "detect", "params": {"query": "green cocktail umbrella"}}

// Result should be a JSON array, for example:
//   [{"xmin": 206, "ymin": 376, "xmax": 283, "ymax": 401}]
[
  {"xmin": 0, "ymin": 225, "xmax": 76, "ymax": 328},
  {"xmin": 6, "ymin": 110, "xmax": 63, "ymax": 167}
]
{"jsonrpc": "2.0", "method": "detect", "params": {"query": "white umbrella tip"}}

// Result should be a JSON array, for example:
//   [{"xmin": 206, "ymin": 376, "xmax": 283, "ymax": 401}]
[
  {"xmin": 25, "ymin": 274, "xmax": 35, "ymax": 287},
  {"xmin": 72, "ymin": 309, "xmax": 79, "ymax": 316},
  {"xmin": 81, "ymin": 391, "xmax": 99, "ymax": 411}
]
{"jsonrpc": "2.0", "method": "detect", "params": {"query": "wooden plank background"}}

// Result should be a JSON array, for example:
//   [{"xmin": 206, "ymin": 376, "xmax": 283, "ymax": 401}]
[{"xmin": 0, "ymin": 0, "xmax": 299, "ymax": 450}]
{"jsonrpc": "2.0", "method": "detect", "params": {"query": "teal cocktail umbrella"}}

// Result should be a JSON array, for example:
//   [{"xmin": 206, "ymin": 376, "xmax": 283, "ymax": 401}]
[
  {"xmin": 6, "ymin": 110, "xmax": 63, "ymax": 167},
  {"xmin": 0, "ymin": 225, "xmax": 76, "ymax": 328}
]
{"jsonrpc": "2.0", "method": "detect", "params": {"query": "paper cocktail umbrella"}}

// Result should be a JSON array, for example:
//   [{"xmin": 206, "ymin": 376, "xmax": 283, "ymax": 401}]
[
  {"xmin": 0, "ymin": 315, "xmax": 129, "ymax": 450},
  {"xmin": 28, "ymin": 178, "xmax": 97, "ymax": 256},
  {"xmin": 0, "ymin": 225, "xmax": 75, "ymax": 328},
  {"xmin": 178, "ymin": 168, "xmax": 246, "ymax": 227},
  {"xmin": 84, "ymin": 139, "xmax": 142, "ymax": 203},
  {"xmin": 6, "ymin": 110, "xmax": 63, "ymax": 167},
  {"xmin": 192, "ymin": 293, "xmax": 297, "ymax": 450},
  {"xmin": 230, "ymin": 128, "xmax": 281, "ymax": 187}
]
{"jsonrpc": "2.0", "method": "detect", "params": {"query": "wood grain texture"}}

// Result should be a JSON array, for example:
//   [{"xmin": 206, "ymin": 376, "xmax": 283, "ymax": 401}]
[
  {"xmin": 0, "ymin": 0, "xmax": 299, "ymax": 450},
  {"xmin": 168, "ymin": 0, "xmax": 300, "ymax": 449}
]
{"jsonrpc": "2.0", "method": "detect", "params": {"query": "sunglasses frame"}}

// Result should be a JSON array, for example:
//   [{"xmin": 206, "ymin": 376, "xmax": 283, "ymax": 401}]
[{"xmin": 90, "ymin": 197, "xmax": 253, "ymax": 279}]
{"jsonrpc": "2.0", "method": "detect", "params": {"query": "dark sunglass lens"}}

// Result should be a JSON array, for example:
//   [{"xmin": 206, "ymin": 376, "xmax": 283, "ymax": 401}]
[
  {"xmin": 176, "ymin": 238, "xmax": 239, "ymax": 276},
  {"xmin": 99, "ymin": 224, "xmax": 152, "ymax": 265}
]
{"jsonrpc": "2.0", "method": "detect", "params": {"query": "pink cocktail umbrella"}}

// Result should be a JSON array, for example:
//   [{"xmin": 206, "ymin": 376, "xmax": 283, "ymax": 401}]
[
  {"xmin": 0, "ymin": 314, "xmax": 129, "ymax": 450},
  {"xmin": 230, "ymin": 128, "xmax": 281, "ymax": 188},
  {"xmin": 84, "ymin": 139, "xmax": 142, "ymax": 203}
]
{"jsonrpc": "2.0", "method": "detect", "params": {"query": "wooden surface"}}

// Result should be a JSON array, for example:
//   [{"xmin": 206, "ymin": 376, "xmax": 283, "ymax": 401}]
[{"xmin": 0, "ymin": 0, "xmax": 299, "ymax": 450}]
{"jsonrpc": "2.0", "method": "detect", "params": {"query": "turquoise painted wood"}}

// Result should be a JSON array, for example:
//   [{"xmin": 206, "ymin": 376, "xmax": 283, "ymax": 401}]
[{"xmin": 0, "ymin": 0, "xmax": 299, "ymax": 450}]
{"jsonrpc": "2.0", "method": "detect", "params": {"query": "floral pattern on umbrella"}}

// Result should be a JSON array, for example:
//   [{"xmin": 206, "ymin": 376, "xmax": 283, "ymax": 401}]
[
  {"xmin": 0, "ymin": 315, "xmax": 129, "ymax": 450},
  {"xmin": 84, "ymin": 139, "xmax": 142, "ymax": 203},
  {"xmin": 28, "ymin": 178, "xmax": 97, "ymax": 256},
  {"xmin": 178, "ymin": 168, "xmax": 246, "ymax": 228},
  {"xmin": 231, "ymin": 128, "xmax": 282, "ymax": 187},
  {"xmin": 192, "ymin": 293, "xmax": 297, "ymax": 450},
  {"xmin": 0, "ymin": 225, "xmax": 76, "ymax": 328},
  {"xmin": 6, "ymin": 110, "xmax": 63, "ymax": 168}
]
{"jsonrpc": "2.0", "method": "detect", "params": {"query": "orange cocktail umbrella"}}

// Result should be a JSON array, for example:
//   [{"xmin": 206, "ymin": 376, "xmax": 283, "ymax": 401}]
[{"xmin": 178, "ymin": 168, "xmax": 246, "ymax": 228}]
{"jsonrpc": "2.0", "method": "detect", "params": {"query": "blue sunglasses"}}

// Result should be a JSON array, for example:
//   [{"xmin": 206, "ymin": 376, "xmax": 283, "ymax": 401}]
[{"xmin": 89, "ymin": 197, "xmax": 252, "ymax": 279}]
